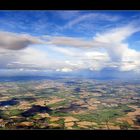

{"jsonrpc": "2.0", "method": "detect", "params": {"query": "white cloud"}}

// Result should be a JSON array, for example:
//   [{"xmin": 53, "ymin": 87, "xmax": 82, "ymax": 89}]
[
  {"xmin": 93, "ymin": 24, "xmax": 140, "ymax": 71},
  {"xmin": 119, "ymin": 48, "xmax": 140, "ymax": 71},
  {"xmin": 0, "ymin": 46, "xmax": 50, "ymax": 70},
  {"xmin": 50, "ymin": 46, "xmax": 78, "ymax": 57},
  {"xmin": 85, "ymin": 51, "xmax": 109, "ymax": 60},
  {"xmin": 58, "ymin": 68, "xmax": 73, "ymax": 72},
  {"xmin": 93, "ymin": 24, "xmax": 138, "ymax": 43},
  {"xmin": 0, "ymin": 21, "xmax": 140, "ymax": 73},
  {"xmin": 48, "ymin": 23, "xmax": 140, "ymax": 72},
  {"xmin": 19, "ymin": 47, "xmax": 48, "ymax": 65}
]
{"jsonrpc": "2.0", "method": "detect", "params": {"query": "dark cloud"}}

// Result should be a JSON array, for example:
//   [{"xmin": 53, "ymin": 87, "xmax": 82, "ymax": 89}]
[{"xmin": 0, "ymin": 31, "xmax": 43, "ymax": 50}]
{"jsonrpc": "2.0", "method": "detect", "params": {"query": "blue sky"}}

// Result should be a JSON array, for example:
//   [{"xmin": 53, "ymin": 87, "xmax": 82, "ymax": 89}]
[
  {"xmin": 0, "ymin": 11, "xmax": 139, "ymax": 36},
  {"xmin": 0, "ymin": 11, "xmax": 140, "ymax": 75}
]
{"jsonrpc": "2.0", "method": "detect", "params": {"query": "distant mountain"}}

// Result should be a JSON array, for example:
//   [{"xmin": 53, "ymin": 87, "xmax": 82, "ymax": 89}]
[
  {"xmin": 0, "ymin": 68, "xmax": 140, "ymax": 81},
  {"xmin": 53, "ymin": 68, "xmax": 140, "ymax": 80},
  {"xmin": 73, "ymin": 68, "xmax": 140, "ymax": 80}
]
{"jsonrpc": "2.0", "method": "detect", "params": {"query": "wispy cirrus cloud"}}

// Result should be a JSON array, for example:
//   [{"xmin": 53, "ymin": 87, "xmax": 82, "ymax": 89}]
[
  {"xmin": 55, "ymin": 10, "xmax": 80, "ymax": 20},
  {"xmin": 62, "ymin": 12, "xmax": 122, "ymax": 29}
]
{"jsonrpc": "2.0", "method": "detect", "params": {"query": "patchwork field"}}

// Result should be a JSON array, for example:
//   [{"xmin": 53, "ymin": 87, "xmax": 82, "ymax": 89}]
[{"xmin": 0, "ymin": 79, "xmax": 140, "ymax": 130}]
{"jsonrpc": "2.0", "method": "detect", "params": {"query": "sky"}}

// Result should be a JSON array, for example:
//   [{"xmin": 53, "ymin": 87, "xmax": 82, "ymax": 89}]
[{"xmin": 0, "ymin": 10, "xmax": 140, "ymax": 75}]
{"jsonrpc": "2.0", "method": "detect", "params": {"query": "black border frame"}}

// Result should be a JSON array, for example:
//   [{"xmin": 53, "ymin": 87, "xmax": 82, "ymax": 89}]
[
  {"xmin": 0, "ymin": 0, "xmax": 140, "ymax": 139},
  {"xmin": 0, "ymin": 0, "xmax": 140, "ymax": 10}
]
